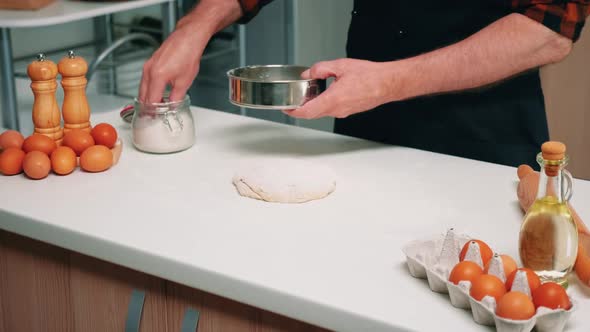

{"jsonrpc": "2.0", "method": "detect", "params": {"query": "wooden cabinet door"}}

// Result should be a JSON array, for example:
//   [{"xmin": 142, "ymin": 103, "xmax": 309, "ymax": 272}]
[
  {"xmin": 165, "ymin": 281, "xmax": 329, "ymax": 332},
  {"xmin": 166, "ymin": 282, "xmax": 257, "ymax": 332},
  {"xmin": 69, "ymin": 252, "xmax": 169, "ymax": 332},
  {"xmin": 0, "ymin": 230, "xmax": 330, "ymax": 332},
  {"xmin": 0, "ymin": 230, "xmax": 73, "ymax": 332}
]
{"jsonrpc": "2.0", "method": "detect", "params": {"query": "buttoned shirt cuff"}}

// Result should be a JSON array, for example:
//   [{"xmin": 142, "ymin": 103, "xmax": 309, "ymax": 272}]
[
  {"xmin": 236, "ymin": 0, "xmax": 273, "ymax": 24},
  {"xmin": 512, "ymin": 2, "xmax": 590, "ymax": 42}
]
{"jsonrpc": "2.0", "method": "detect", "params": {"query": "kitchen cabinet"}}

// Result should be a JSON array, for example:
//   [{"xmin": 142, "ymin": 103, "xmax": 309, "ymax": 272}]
[
  {"xmin": 166, "ymin": 282, "xmax": 327, "ymax": 332},
  {"xmin": 166, "ymin": 283, "xmax": 258, "ymax": 332},
  {"xmin": 0, "ymin": 230, "xmax": 329, "ymax": 332},
  {"xmin": 0, "ymin": 230, "xmax": 73, "ymax": 332},
  {"xmin": 0, "ymin": 0, "xmax": 177, "ymax": 131},
  {"xmin": 68, "ymin": 252, "xmax": 168, "ymax": 332}
]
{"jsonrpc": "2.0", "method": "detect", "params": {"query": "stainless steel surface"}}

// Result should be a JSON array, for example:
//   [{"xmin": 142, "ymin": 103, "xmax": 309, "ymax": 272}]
[
  {"xmin": 161, "ymin": 1, "xmax": 176, "ymax": 39},
  {"xmin": 227, "ymin": 65, "xmax": 325, "ymax": 110},
  {"xmin": 176, "ymin": 0, "xmax": 185, "ymax": 19},
  {"xmin": 105, "ymin": 14, "xmax": 116, "ymax": 95},
  {"xmin": 0, "ymin": 28, "xmax": 19, "ymax": 130},
  {"xmin": 285, "ymin": 2, "xmax": 296, "ymax": 126},
  {"xmin": 93, "ymin": 14, "xmax": 117, "ymax": 95},
  {"xmin": 238, "ymin": 24, "xmax": 247, "ymax": 116},
  {"xmin": 87, "ymin": 33, "xmax": 159, "ymax": 84}
]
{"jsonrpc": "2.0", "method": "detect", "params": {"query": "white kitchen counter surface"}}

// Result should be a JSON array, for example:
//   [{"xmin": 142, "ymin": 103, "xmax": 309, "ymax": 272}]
[
  {"xmin": 1, "ymin": 107, "xmax": 589, "ymax": 332},
  {"xmin": 0, "ymin": 0, "xmax": 173, "ymax": 28}
]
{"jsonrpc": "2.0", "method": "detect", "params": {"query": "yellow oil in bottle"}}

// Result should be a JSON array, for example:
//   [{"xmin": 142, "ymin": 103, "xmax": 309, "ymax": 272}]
[{"xmin": 519, "ymin": 196, "xmax": 578, "ymax": 287}]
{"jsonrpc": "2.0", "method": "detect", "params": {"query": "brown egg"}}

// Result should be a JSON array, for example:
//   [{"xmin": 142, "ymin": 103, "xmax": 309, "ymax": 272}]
[
  {"xmin": 0, "ymin": 148, "xmax": 26, "ymax": 175},
  {"xmin": 63, "ymin": 130, "xmax": 95, "ymax": 156},
  {"xmin": 91, "ymin": 123, "xmax": 118, "ymax": 149},
  {"xmin": 50, "ymin": 146, "xmax": 77, "ymax": 175},
  {"xmin": 23, "ymin": 151, "xmax": 51, "ymax": 180},
  {"xmin": 22, "ymin": 134, "xmax": 57, "ymax": 155},
  {"xmin": 0, "ymin": 130, "xmax": 25, "ymax": 150},
  {"xmin": 80, "ymin": 145, "xmax": 113, "ymax": 173}
]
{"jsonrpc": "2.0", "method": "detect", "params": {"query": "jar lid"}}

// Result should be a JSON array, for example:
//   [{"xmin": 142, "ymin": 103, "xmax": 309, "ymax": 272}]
[
  {"xmin": 120, "ymin": 105, "xmax": 135, "ymax": 123},
  {"xmin": 120, "ymin": 95, "xmax": 191, "ymax": 123}
]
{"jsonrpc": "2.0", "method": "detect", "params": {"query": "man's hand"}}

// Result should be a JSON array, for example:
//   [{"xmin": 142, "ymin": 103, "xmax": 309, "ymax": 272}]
[
  {"xmin": 284, "ymin": 59, "xmax": 401, "ymax": 120},
  {"xmin": 139, "ymin": 0, "xmax": 242, "ymax": 103},
  {"xmin": 285, "ymin": 13, "xmax": 572, "ymax": 121},
  {"xmin": 139, "ymin": 24, "xmax": 205, "ymax": 103}
]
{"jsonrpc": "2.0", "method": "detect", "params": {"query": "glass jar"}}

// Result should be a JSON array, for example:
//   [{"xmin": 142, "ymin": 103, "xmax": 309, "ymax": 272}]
[
  {"xmin": 519, "ymin": 142, "xmax": 577, "ymax": 287},
  {"xmin": 130, "ymin": 95, "xmax": 196, "ymax": 154}
]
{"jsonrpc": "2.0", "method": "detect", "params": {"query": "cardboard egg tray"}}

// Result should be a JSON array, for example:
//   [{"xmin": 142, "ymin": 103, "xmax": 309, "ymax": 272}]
[
  {"xmin": 72, "ymin": 138, "xmax": 123, "ymax": 166},
  {"xmin": 402, "ymin": 229, "xmax": 576, "ymax": 332}
]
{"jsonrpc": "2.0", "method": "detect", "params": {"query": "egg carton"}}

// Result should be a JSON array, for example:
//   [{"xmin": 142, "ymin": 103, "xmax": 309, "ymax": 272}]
[{"xmin": 402, "ymin": 228, "xmax": 576, "ymax": 332}]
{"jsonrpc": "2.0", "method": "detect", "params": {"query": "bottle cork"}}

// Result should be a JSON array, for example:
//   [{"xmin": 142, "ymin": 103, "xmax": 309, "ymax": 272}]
[
  {"xmin": 541, "ymin": 141, "xmax": 566, "ymax": 161},
  {"xmin": 541, "ymin": 141, "xmax": 566, "ymax": 176},
  {"xmin": 58, "ymin": 50, "xmax": 91, "ymax": 133},
  {"xmin": 27, "ymin": 53, "xmax": 64, "ymax": 145}
]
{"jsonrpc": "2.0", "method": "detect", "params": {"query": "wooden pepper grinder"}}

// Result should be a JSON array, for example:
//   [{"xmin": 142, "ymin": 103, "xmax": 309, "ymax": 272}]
[
  {"xmin": 58, "ymin": 50, "xmax": 91, "ymax": 133},
  {"xmin": 27, "ymin": 53, "xmax": 64, "ymax": 144}
]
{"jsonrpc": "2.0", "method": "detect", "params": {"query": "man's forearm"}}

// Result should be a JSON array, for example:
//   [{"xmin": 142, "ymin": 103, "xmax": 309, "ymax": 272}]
[
  {"xmin": 176, "ymin": 0, "xmax": 243, "ymax": 40},
  {"xmin": 389, "ymin": 13, "xmax": 573, "ymax": 102}
]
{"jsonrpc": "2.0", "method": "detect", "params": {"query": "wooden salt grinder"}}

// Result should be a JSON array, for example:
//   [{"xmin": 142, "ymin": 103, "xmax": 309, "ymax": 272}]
[
  {"xmin": 58, "ymin": 50, "xmax": 91, "ymax": 133},
  {"xmin": 27, "ymin": 53, "xmax": 64, "ymax": 144}
]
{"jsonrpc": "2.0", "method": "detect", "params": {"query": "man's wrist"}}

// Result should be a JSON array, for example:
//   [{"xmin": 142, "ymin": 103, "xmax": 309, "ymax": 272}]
[
  {"xmin": 176, "ymin": 0, "xmax": 242, "ymax": 39},
  {"xmin": 176, "ymin": 10, "xmax": 217, "ymax": 41},
  {"xmin": 381, "ymin": 58, "xmax": 422, "ymax": 104}
]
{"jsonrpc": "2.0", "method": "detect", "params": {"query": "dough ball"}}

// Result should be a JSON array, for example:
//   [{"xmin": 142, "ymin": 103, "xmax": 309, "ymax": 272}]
[{"xmin": 232, "ymin": 158, "xmax": 336, "ymax": 204}]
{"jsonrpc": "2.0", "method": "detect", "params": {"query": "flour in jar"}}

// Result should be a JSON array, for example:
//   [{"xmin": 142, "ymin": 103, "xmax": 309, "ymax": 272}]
[{"xmin": 132, "ymin": 111, "xmax": 195, "ymax": 153}]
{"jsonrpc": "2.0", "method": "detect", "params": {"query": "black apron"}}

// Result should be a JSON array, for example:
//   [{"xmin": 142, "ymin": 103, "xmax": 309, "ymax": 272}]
[{"xmin": 335, "ymin": 1, "xmax": 549, "ymax": 168}]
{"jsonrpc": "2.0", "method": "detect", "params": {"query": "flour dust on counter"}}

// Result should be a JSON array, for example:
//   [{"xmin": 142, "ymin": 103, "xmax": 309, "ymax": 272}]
[{"xmin": 232, "ymin": 158, "xmax": 337, "ymax": 204}]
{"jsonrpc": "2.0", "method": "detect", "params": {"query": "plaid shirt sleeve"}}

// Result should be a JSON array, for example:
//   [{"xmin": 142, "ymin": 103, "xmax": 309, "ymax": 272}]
[
  {"xmin": 236, "ymin": 0, "xmax": 274, "ymax": 24},
  {"xmin": 236, "ymin": 1, "xmax": 589, "ymax": 41},
  {"xmin": 511, "ymin": 0, "xmax": 590, "ymax": 41}
]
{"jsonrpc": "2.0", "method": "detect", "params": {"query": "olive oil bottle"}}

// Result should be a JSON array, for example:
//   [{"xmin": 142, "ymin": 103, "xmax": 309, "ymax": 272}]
[{"xmin": 519, "ymin": 142, "xmax": 578, "ymax": 287}]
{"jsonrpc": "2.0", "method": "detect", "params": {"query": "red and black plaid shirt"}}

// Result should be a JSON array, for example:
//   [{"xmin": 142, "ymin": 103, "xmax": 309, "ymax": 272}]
[{"xmin": 238, "ymin": 0, "xmax": 590, "ymax": 41}]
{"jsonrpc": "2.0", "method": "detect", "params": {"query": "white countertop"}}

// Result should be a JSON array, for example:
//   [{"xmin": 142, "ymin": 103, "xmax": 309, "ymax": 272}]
[
  {"xmin": 0, "ymin": 0, "xmax": 173, "ymax": 28},
  {"xmin": 1, "ymin": 107, "xmax": 589, "ymax": 332}
]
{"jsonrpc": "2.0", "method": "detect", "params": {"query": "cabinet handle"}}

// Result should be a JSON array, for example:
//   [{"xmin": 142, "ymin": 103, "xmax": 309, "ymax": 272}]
[
  {"xmin": 180, "ymin": 308, "xmax": 200, "ymax": 332},
  {"xmin": 125, "ymin": 289, "xmax": 146, "ymax": 332}
]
